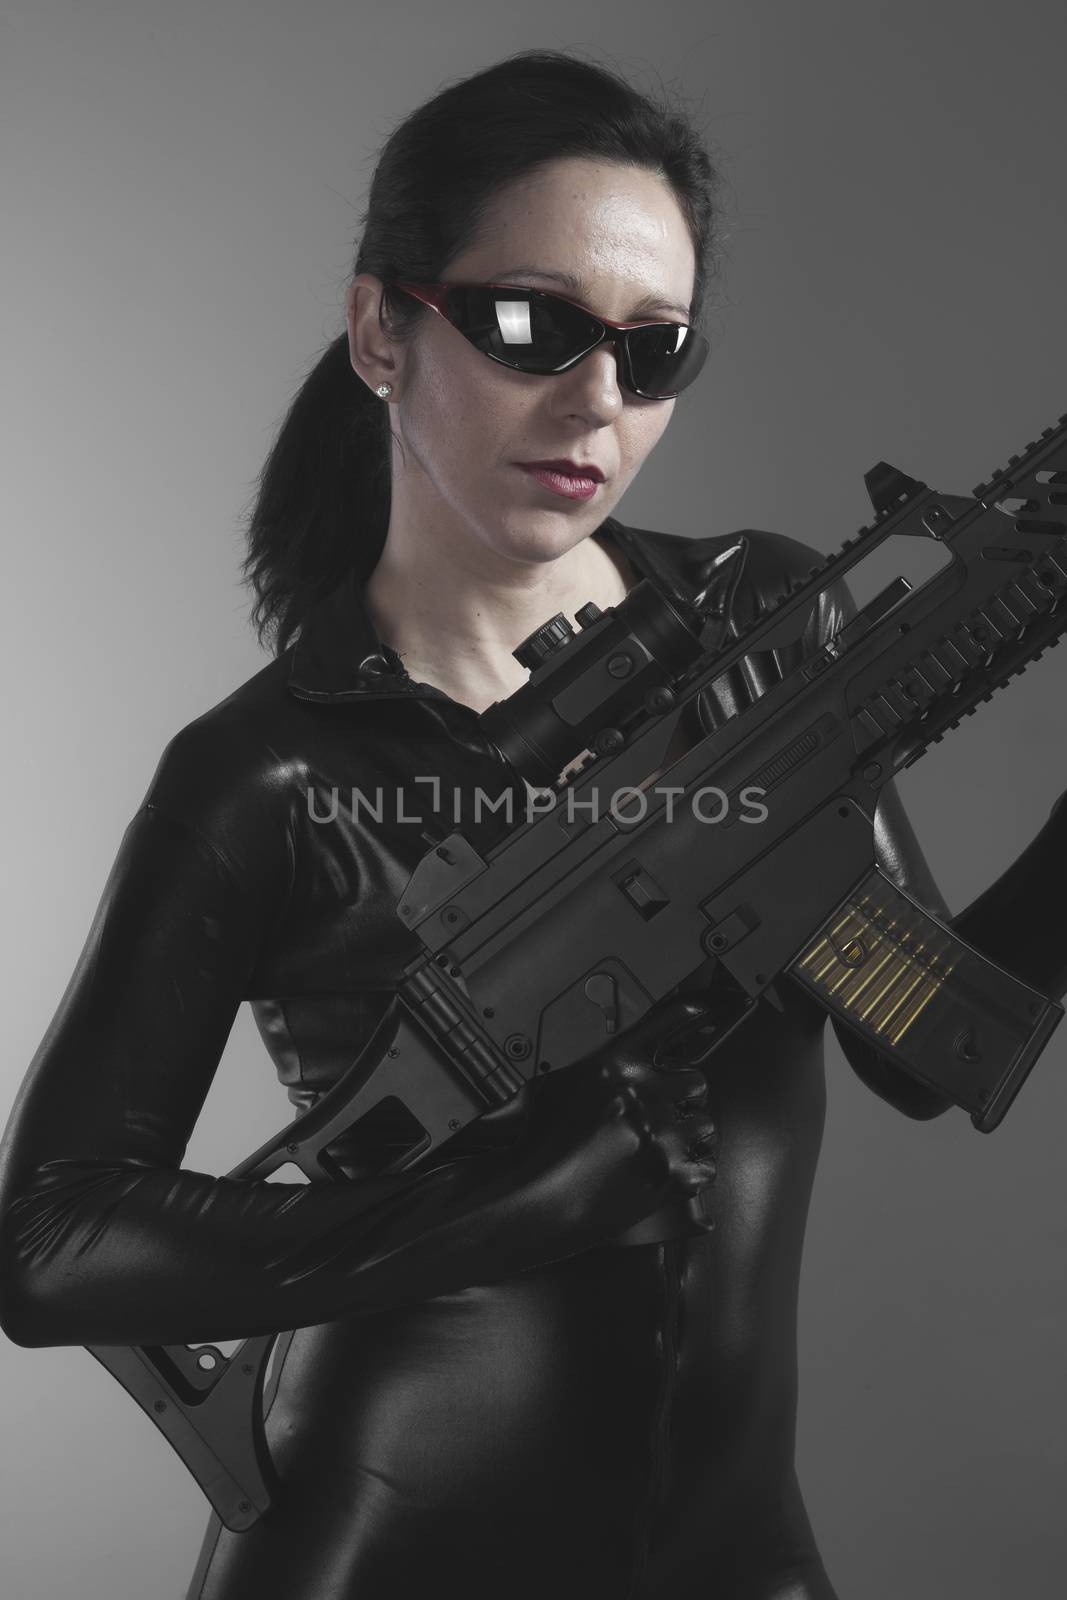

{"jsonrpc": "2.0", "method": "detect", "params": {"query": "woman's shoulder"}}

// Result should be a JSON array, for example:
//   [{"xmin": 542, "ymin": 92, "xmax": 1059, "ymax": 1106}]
[
  {"xmin": 653, "ymin": 521, "xmax": 827, "ymax": 588},
  {"xmin": 611, "ymin": 518, "xmax": 853, "ymax": 644},
  {"xmin": 713, "ymin": 525, "xmax": 853, "ymax": 642},
  {"xmin": 135, "ymin": 653, "xmax": 305, "ymax": 877}
]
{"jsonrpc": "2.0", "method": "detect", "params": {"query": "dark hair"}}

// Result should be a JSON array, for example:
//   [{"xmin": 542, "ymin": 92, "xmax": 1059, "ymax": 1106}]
[{"xmin": 241, "ymin": 49, "xmax": 725, "ymax": 653}]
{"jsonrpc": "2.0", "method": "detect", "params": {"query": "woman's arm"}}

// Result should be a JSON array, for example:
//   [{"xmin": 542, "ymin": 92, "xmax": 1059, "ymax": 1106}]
[
  {"xmin": 833, "ymin": 781, "xmax": 1067, "ymax": 1118},
  {"xmin": 0, "ymin": 762, "xmax": 503, "ymax": 1347},
  {"xmin": 950, "ymin": 788, "xmax": 1067, "ymax": 998},
  {"xmin": 0, "ymin": 720, "xmax": 702, "ymax": 1350},
  {"xmin": 812, "ymin": 569, "xmax": 1067, "ymax": 1117}
]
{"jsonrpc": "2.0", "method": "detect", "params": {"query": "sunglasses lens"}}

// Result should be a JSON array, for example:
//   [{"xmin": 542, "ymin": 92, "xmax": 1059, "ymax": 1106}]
[
  {"xmin": 625, "ymin": 323, "xmax": 710, "ymax": 398},
  {"xmin": 444, "ymin": 288, "xmax": 602, "ymax": 373},
  {"xmin": 429, "ymin": 285, "xmax": 709, "ymax": 398}
]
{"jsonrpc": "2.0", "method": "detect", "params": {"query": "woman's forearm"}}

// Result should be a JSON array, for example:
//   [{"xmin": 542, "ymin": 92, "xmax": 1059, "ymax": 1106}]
[
  {"xmin": 951, "ymin": 788, "xmax": 1067, "ymax": 1000},
  {"xmin": 832, "ymin": 787, "xmax": 1067, "ymax": 1120}
]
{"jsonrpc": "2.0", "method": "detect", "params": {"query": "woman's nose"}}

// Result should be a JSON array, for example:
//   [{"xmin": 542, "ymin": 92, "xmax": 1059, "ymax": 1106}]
[{"xmin": 551, "ymin": 343, "xmax": 625, "ymax": 423}]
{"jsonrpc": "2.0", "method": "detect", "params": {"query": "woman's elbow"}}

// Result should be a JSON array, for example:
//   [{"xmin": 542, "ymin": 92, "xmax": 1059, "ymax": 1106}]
[
  {"xmin": 0, "ymin": 1177, "xmax": 104, "ymax": 1347},
  {"xmin": 0, "ymin": 1257, "xmax": 69, "ymax": 1348}
]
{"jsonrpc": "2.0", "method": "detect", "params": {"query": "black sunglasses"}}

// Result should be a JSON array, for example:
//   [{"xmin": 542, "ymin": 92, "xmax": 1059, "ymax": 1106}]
[{"xmin": 388, "ymin": 280, "xmax": 709, "ymax": 400}]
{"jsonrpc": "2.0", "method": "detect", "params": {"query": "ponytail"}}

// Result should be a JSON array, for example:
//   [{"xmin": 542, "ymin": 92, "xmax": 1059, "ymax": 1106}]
[{"xmin": 241, "ymin": 333, "xmax": 390, "ymax": 653}]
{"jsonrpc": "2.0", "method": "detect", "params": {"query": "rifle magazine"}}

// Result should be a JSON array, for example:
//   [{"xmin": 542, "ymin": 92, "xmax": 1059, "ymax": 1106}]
[{"xmin": 786, "ymin": 864, "xmax": 1063, "ymax": 1130}]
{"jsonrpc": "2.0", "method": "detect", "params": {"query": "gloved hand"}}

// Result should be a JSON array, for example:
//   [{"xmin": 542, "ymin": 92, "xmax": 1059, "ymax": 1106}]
[{"xmin": 438, "ymin": 994, "xmax": 719, "ymax": 1246}]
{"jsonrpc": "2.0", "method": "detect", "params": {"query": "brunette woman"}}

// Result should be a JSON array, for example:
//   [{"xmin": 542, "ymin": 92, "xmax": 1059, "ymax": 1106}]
[{"xmin": 2, "ymin": 49, "xmax": 1064, "ymax": 1600}]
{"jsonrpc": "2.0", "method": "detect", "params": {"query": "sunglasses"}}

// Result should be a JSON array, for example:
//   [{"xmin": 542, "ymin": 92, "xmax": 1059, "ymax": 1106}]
[{"xmin": 388, "ymin": 280, "xmax": 709, "ymax": 400}]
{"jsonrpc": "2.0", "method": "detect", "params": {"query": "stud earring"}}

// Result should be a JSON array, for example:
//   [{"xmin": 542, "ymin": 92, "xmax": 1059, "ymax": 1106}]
[{"xmin": 375, "ymin": 382, "xmax": 393, "ymax": 399}]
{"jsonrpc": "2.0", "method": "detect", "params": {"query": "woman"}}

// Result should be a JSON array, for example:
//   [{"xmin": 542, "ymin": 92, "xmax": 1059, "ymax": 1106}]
[{"xmin": 1, "ymin": 49, "xmax": 1064, "ymax": 1600}]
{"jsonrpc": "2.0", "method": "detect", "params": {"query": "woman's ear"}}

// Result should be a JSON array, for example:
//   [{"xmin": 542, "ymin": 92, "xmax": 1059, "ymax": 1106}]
[{"xmin": 345, "ymin": 274, "xmax": 404, "ymax": 399}]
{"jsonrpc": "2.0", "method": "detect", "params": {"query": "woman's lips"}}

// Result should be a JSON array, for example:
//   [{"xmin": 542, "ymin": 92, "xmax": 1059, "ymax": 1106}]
[{"xmin": 517, "ymin": 464, "xmax": 602, "ymax": 501}]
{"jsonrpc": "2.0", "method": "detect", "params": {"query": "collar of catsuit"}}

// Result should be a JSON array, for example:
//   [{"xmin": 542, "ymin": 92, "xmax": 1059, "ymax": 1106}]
[{"xmin": 286, "ymin": 515, "xmax": 749, "ymax": 704}]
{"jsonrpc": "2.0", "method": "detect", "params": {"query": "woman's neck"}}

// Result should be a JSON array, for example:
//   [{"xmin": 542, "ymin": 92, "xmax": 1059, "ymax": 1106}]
[{"xmin": 363, "ymin": 518, "xmax": 639, "ymax": 714}]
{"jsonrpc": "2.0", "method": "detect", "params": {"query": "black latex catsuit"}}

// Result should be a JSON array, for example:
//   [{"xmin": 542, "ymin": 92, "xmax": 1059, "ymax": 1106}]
[{"xmin": 1, "ymin": 516, "xmax": 1065, "ymax": 1600}]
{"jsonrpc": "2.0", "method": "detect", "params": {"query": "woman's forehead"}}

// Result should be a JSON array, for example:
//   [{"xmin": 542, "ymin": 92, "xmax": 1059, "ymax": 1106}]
[
  {"xmin": 475, "ymin": 264, "xmax": 690, "ymax": 321},
  {"xmin": 456, "ymin": 160, "xmax": 696, "ymax": 307}
]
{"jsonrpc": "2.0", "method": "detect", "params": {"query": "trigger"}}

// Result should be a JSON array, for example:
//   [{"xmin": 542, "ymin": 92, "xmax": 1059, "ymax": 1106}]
[{"xmin": 585, "ymin": 971, "xmax": 620, "ymax": 1034}]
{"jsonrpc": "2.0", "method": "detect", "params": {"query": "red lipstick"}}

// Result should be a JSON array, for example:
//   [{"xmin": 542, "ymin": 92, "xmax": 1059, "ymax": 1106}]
[{"xmin": 516, "ymin": 458, "xmax": 605, "ymax": 501}]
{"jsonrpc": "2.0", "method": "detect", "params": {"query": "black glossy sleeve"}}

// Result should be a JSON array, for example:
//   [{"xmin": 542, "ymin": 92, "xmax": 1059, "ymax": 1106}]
[
  {"xmin": 813, "ymin": 566, "xmax": 1067, "ymax": 1118},
  {"xmin": 949, "ymin": 787, "xmax": 1067, "ymax": 1003},
  {"xmin": 0, "ymin": 734, "xmax": 591, "ymax": 1350}
]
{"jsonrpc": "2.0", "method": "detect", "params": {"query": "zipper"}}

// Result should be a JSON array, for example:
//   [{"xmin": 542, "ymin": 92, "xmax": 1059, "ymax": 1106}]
[{"xmin": 631, "ymin": 1238, "xmax": 684, "ymax": 1593}]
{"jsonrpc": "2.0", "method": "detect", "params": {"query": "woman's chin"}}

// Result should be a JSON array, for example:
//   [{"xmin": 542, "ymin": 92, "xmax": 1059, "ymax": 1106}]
[{"xmin": 477, "ymin": 509, "xmax": 606, "ymax": 568}]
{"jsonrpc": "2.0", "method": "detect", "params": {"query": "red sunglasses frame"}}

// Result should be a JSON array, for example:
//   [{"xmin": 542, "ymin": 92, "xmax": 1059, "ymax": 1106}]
[{"xmin": 387, "ymin": 280, "xmax": 707, "ymax": 399}]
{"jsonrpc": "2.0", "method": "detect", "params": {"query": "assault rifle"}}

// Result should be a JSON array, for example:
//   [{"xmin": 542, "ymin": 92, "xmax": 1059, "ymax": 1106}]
[{"xmin": 89, "ymin": 410, "xmax": 1067, "ymax": 1532}]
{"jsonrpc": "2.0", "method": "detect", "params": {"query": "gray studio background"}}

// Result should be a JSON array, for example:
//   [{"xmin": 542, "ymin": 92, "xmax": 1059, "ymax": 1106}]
[{"xmin": 2, "ymin": 2, "xmax": 1065, "ymax": 1596}]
